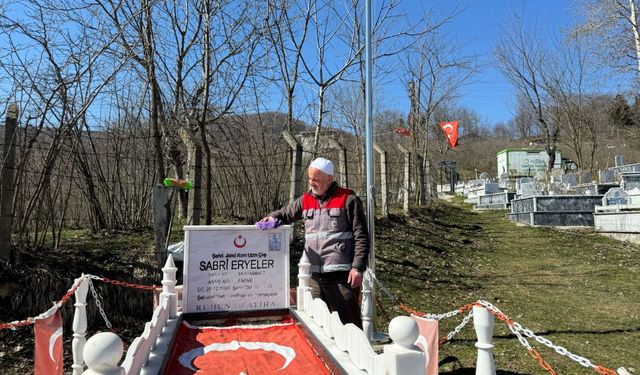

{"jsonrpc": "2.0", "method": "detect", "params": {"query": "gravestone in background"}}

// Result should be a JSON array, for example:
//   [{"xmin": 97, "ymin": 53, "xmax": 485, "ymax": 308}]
[
  {"xmin": 622, "ymin": 173, "xmax": 640, "ymax": 191},
  {"xmin": 627, "ymin": 187, "xmax": 640, "ymax": 205},
  {"xmin": 519, "ymin": 181, "xmax": 543, "ymax": 198},
  {"xmin": 599, "ymin": 170, "xmax": 615, "ymax": 183},
  {"xmin": 516, "ymin": 177, "xmax": 535, "ymax": 196},
  {"xmin": 602, "ymin": 188, "xmax": 629, "ymax": 206},
  {"xmin": 561, "ymin": 174, "xmax": 578, "ymax": 186}
]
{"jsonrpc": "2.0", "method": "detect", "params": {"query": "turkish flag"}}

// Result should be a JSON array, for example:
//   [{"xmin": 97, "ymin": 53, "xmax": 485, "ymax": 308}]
[
  {"xmin": 34, "ymin": 308, "xmax": 64, "ymax": 375},
  {"xmin": 411, "ymin": 315, "xmax": 438, "ymax": 375},
  {"xmin": 438, "ymin": 121, "xmax": 459, "ymax": 148},
  {"xmin": 164, "ymin": 321, "xmax": 332, "ymax": 375}
]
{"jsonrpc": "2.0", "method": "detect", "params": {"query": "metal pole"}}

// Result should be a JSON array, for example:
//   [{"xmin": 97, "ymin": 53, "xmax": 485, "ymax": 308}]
[{"xmin": 364, "ymin": 0, "xmax": 376, "ymax": 337}]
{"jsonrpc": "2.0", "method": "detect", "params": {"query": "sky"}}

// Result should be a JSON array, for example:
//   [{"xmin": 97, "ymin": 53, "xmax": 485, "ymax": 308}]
[
  {"xmin": 0, "ymin": 0, "xmax": 610, "ymax": 130},
  {"xmin": 380, "ymin": 0, "xmax": 581, "ymax": 126}
]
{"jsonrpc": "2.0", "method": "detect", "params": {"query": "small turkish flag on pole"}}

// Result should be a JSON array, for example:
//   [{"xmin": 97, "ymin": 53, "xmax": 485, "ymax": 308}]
[
  {"xmin": 34, "ymin": 307, "xmax": 64, "ymax": 375},
  {"xmin": 438, "ymin": 121, "xmax": 459, "ymax": 148}
]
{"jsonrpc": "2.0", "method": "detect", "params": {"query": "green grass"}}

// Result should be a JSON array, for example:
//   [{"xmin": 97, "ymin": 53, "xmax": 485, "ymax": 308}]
[{"xmin": 374, "ymin": 200, "xmax": 639, "ymax": 374}]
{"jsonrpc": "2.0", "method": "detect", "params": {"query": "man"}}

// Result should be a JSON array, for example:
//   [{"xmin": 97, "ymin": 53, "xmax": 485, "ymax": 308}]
[{"xmin": 259, "ymin": 157, "xmax": 369, "ymax": 328}]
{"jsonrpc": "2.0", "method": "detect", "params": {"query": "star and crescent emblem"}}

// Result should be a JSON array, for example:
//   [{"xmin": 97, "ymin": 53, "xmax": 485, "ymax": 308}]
[
  {"xmin": 178, "ymin": 340, "xmax": 296, "ymax": 373},
  {"xmin": 233, "ymin": 235, "xmax": 247, "ymax": 248}
]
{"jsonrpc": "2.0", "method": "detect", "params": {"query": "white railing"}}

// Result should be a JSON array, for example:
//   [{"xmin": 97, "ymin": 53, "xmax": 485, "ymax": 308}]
[
  {"xmin": 299, "ymin": 287, "xmax": 426, "ymax": 375},
  {"xmin": 76, "ymin": 255, "xmax": 178, "ymax": 375},
  {"xmin": 73, "ymin": 250, "xmax": 629, "ymax": 375},
  {"xmin": 296, "ymin": 250, "xmax": 496, "ymax": 375}
]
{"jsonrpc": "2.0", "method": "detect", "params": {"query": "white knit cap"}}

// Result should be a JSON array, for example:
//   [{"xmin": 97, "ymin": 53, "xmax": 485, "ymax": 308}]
[{"xmin": 309, "ymin": 157, "xmax": 334, "ymax": 176}]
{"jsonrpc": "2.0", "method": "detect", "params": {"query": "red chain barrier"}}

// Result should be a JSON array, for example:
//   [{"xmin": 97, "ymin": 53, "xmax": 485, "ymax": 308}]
[
  {"xmin": 398, "ymin": 302, "xmax": 425, "ymax": 317},
  {"xmin": 594, "ymin": 366, "xmax": 619, "ymax": 375},
  {"xmin": 95, "ymin": 276, "xmax": 158, "ymax": 291},
  {"xmin": 399, "ymin": 300, "xmax": 621, "ymax": 375},
  {"xmin": 529, "ymin": 348, "xmax": 558, "ymax": 375},
  {"xmin": 0, "ymin": 276, "xmax": 85, "ymax": 330},
  {"xmin": 0, "ymin": 320, "xmax": 35, "ymax": 330},
  {"xmin": 459, "ymin": 303, "xmax": 475, "ymax": 314}
]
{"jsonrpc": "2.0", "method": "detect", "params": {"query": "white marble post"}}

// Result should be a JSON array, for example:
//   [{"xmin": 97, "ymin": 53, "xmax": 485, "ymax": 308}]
[
  {"xmin": 72, "ymin": 276, "xmax": 90, "ymax": 375},
  {"xmin": 384, "ymin": 316, "xmax": 425, "ymax": 375},
  {"xmin": 296, "ymin": 251, "xmax": 311, "ymax": 311},
  {"xmin": 473, "ymin": 305, "xmax": 496, "ymax": 375},
  {"xmin": 361, "ymin": 270, "xmax": 373, "ymax": 339},
  {"xmin": 161, "ymin": 254, "xmax": 178, "ymax": 318},
  {"xmin": 81, "ymin": 332, "xmax": 124, "ymax": 375}
]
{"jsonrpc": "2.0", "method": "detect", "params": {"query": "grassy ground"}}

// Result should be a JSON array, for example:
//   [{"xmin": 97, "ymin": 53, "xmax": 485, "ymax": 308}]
[
  {"xmin": 1, "ymin": 198, "xmax": 638, "ymax": 374},
  {"xmin": 374, "ymin": 198, "xmax": 639, "ymax": 374}
]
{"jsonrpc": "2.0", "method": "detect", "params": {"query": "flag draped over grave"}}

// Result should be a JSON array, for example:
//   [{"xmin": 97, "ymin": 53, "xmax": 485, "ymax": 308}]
[{"xmin": 164, "ymin": 320, "xmax": 332, "ymax": 375}]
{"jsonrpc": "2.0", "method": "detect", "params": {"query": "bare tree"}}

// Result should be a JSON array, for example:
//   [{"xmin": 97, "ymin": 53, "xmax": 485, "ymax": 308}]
[
  {"xmin": 95, "ymin": 0, "xmax": 166, "ymax": 183},
  {"xmin": 403, "ymin": 23, "xmax": 475, "ymax": 202},
  {"xmin": 545, "ymin": 36, "xmax": 600, "ymax": 171},
  {"xmin": 511, "ymin": 96, "xmax": 537, "ymax": 140},
  {"xmin": 264, "ymin": 0, "xmax": 312, "ymax": 133},
  {"xmin": 573, "ymin": 0, "xmax": 640, "ymax": 81},
  {"xmin": 1, "ymin": 0, "xmax": 128, "ymax": 247},
  {"xmin": 495, "ymin": 16, "xmax": 559, "ymax": 171}
]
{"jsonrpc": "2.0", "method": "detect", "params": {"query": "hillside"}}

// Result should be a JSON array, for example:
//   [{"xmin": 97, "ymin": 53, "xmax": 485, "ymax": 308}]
[{"xmin": 1, "ymin": 199, "xmax": 638, "ymax": 374}]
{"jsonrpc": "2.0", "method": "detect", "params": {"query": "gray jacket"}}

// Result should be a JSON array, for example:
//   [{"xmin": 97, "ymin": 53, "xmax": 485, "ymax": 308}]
[{"xmin": 269, "ymin": 182, "xmax": 369, "ymax": 273}]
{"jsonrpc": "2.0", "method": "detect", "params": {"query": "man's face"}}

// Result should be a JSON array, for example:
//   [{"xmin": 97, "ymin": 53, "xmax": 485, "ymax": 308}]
[{"xmin": 308, "ymin": 167, "xmax": 333, "ymax": 196}]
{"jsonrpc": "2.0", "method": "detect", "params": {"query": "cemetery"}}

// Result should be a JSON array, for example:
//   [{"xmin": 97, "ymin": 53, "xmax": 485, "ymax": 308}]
[
  {"xmin": 2, "ymin": 1, "xmax": 640, "ymax": 373},
  {"xmin": 462, "ymin": 150, "xmax": 640, "ymax": 233}
]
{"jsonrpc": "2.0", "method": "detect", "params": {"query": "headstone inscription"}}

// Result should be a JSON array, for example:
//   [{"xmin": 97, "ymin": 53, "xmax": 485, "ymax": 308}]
[
  {"xmin": 602, "ymin": 188, "xmax": 629, "ymax": 206},
  {"xmin": 183, "ymin": 225, "xmax": 290, "ymax": 314},
  {"xmin": 519, "ymin": 181, "xmax": 542, "ymax": 198}
]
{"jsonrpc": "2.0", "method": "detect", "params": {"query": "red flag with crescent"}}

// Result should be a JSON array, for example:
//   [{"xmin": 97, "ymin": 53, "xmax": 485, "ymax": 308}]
[
  {"xmin": 34, "ymin": 308, "xmax": 64, "ymax": 375},
  {"xmin": 164, "ymin": 321, "xmax": 332, "ymax": 374},
  {"xmin": 438, "ymin": 121, "xmax": 459, "ymax": 148},
  {"xmin": 411, "ymin": 315, "xmax": 438, "ymax": 375}
]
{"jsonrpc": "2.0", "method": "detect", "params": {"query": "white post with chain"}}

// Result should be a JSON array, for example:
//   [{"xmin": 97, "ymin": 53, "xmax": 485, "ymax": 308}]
[
  {"xmin": 72, "ymin": 276, "xmax": 89, "ymax": 375},
  {"xmin": 473, "ymin": 305, "xmax": 496, "ymax": 375}
]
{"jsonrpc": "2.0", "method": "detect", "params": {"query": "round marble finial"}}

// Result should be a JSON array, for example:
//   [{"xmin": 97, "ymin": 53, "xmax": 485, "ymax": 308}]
[
  {"xmin": 388, "ymin": 316, "xmax": 419, "ymax": 346},
  {"xmin": 83, "ymin": 332, "xmax": 123, "ymax": 371}
]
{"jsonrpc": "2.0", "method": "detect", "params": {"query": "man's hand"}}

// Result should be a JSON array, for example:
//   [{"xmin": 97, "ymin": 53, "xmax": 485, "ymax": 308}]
[
  {"xmin": 256, "ymin": 216, "xmax": 281, "ymax": 230},
  {"xmin": 347, "ymin": 268, "xmax": 363, "ymax": 289}
]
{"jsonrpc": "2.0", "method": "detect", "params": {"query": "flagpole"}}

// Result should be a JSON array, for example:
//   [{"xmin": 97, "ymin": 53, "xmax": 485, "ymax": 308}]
[{"xmin": 364, "ymin": 0, "xmax": 376, "ymax": 340}]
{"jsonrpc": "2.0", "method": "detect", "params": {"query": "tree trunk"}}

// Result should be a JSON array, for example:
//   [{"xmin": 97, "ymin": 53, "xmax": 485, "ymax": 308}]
[
  {"xmin": 0, "ymin": 104, "xmax": 19, "ymax": 261},
  {"xmin": 188, "ymin": 142, "xmax": 202, "ymax": 225},
  {"xmin": 312, "ymin": 85, "xmax": 326, "ymax": 157},
  {"xmin": 143, "ymin": 0, "xmax": 165, "ymax": 182}
]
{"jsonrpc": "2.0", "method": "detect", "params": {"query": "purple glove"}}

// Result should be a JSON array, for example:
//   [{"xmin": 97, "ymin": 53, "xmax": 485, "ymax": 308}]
[{"xmin": 255, "ymin": 218, "xmax": 281, "ymax": 230}]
